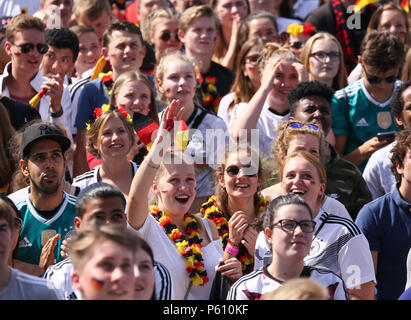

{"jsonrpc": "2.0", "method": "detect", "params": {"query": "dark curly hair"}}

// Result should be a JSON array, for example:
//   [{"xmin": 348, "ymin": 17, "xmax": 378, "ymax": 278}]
[
  {"xmin": 390, "ymin": 81, "xmax": 411, "ymax": 130},
  {"xmin": 390, "ymin": 130, "xmax": 411, "ymax": 182},
  {"xmin": 46, "ymin": 27, "xmax": 80, "ymax": 61},
  {"xmin": 288, "ymin": 81, "xmax": 334, "ymax": 117}
]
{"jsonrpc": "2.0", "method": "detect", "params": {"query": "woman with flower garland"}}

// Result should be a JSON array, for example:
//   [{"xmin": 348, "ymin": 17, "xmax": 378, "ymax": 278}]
[
  {"xmin": 200, "ymin": 145, "xmax": 269, "ymax": 275},
  {"xmin": 72, "ymin": 105, "xmax": 137, "ymax": 199},
  {"xmin": 126, "ymin": 100, "xmax": 242, "ymax": 300}
]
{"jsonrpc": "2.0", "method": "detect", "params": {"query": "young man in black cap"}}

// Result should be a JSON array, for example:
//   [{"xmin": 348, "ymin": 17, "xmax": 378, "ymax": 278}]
[{"xmin": 8, "ymin": 122, "xmax": 77, "ymax": 271}]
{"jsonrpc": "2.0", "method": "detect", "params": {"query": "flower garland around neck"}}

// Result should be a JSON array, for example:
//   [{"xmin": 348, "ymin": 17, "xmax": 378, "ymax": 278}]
[
  {"xmin": 99, "ymin": 71, "xmax": 114, "ymax": 96},
  {"xmin": 200, "ymin": 195, "xmax": 269, "ymax": 274},
  {"xmin": 86, "ymin": 104, "xmax": 132, "ymax": 130},
  {"xmin": 150, "ymin": 205, "xmax": 209, "ymax": 286},
  {"xmin": 194, "ymin": 65, "xmax": 221, "ymax": 114}
]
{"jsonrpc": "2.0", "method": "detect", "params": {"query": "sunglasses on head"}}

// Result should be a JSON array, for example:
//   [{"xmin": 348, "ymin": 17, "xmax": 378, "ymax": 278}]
[
  {"xmin": 14, "ymin": 42, "xmax": 48, "ymax": 54},
  {"xmin": 225, "ymin": 164, "xmax": 258, "ymax": 178},
  {"xmin": 160, "ymin": 31, "xmax": 179, "ymax": 42},
  {"xmin": 363, "ymin": 67, "xmax": 397, "ymax": 84},
  {"xmin": 287, "ymin": 121, "xmax": 319, "ymax": 131}
]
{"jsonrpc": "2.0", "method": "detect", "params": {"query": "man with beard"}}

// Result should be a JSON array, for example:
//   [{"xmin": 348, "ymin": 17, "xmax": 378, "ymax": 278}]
[{"xmin": 11, "ymin": 122, "xmax": 76, "ymax": 267}]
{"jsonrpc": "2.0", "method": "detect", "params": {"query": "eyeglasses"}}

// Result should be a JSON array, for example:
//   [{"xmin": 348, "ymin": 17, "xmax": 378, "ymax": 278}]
[
  {"xmin": 363, "ymin": 66, "xmax": 397, "ymax": 85},
  {"xmin": 13, "ymin": 42, "xmax": 49, "ymax": 54},
  {"xmin": 225, "ymin": 164, "xmax": 258, "ymax": 177},
  {"xmin": 290, "ymin": 41, "xmax": 303, "ymax": 49},
  {"xmin": 273, "ymin": 219, "xmax": 316, "ymax": 233},
  {"xmin": 310, "ymin": 51, "xmax": 340, "ymax": 62},
  {"xmin": 159, "ymin": 30, "xmax": 179, "ymax": 42},
  {"xmin": 245, "ymin": 54, "xmax": 260, "ymax": 65},
  {"xmin": 14, "ymin": 217, "xmax": 23, "ymax": 229},
  {"xmin": 287, "ymin": 121, "xmax": 319, "ymax": 131}
]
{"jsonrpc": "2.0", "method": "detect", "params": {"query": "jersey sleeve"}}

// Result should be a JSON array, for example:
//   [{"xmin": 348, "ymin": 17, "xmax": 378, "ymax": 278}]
[{"xmin": 331, "ymin": 92, "xmax": 350, "ymax": 136}]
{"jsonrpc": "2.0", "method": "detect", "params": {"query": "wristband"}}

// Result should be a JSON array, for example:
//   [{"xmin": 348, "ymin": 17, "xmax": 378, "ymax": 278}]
[
  {"xmin": 227, "ymin": 238, "xmax": 240, "ymax": 248},
  {"xmin": 144, "ymin": 158, "xmax": 160, "ymax": 169},
  {"xmin": 50, "ymin": 108, "xmax": 63, "ymax": 118},
  {"xmin": 225, "ymin": 245, "xmax": 239, "ymax": 256}
]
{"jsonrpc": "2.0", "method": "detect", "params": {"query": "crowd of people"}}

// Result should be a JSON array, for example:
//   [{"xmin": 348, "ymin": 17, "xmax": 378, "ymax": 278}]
[{"xmin": 0, "ymin": 0, "xmax": 411, "ymax": 301}]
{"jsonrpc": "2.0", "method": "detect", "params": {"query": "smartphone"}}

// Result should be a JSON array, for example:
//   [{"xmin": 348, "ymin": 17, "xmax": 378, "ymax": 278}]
[{"xmin": 377, "ymin": 131, "xmax": 396, "ymax": 142}]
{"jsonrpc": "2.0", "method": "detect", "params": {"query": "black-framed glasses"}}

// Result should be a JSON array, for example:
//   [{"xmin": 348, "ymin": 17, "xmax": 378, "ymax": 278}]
[
  {"xmin": 159, "ymin": 31, "xmax": 179, "ymax": 42},
  {"xmin": 363, "ymin": 66, "xmax": 397, "ymax": 85},
  {"xmin": 310, "ymin": 51, "xmax": 340, "ymax": 62},
  {"xmin": 225, "ymin": 164, "xmax": 258, "ymax": 178},
  {"xmin": 13, "ymin": 42, "xmax": 49, "ymax": 54},
  {"xmin": 290, "ymin": 41, "xmax": 303, "ymax": 49},
  {"xmin": 287, "ymin": 121, "xmax": 319, "ymax": 131},
  {"xmin": 273, "ymin": 219, "xmax": 316, "ymax": 233}
]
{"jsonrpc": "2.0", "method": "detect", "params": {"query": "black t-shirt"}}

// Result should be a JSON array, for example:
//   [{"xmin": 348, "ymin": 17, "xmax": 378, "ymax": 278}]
[{"xmin": 0, "ymin": 95, "xmax": 41, "ymax": 130}]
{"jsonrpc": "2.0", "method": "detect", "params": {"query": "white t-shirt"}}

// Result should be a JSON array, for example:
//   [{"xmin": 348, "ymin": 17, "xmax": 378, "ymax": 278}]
[
  {"xmin": 362, "ymin": 141, "xmax": 396, "ymax": 200},
  {"xmin": 135, "ymin": 214, "xmax": 223, "ymax": 300},
  {"xmin": 227, "ymin": 265, "xmax": 349, "ymax": 300},
  {"xmin": 72, "ymin": 162, "xmax": 139, "ymax": 191},
  {"xmin": 0, "ymin": 267, "xmax": 63, "ymax": 300},
  {"xmin": 232, "ymin": 101, "xmax": 289, "ymax": 157},
  {"xmin": 254, "ymin": 207, "xmax": 376, "ymax": 289}
]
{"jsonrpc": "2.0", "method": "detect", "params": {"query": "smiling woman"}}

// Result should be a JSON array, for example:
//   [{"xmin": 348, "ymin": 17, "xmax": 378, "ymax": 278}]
[{"xmin": 72, "ymin": 106, "xmax": 137, "ymax": 199}]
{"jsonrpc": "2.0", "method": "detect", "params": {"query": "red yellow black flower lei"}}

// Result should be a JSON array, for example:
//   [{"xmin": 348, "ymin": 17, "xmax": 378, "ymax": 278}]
[
  {"xmin": 194, "ymin": 66, "xmax": 221, "ymax": 114},
  {"xmin": 99, "ymin": 71, "xmax": 114, "ymax": 96},
  {"xmin": 150, "ymin": 205, "xmax": 209, "ymax": 286},
  {"xmin": 200, "ymin": 195, "xmax": 269, "ymax": 275}
]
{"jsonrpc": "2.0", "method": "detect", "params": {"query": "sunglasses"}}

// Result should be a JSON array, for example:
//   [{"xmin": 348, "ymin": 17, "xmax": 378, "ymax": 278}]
[
  {"xmin": 13, "ymin": 42, "xmax": 49, "ymax": 54},
  {"xmin": 273, "ymin": 219, "xmax": 316, "ymax": 233},
  {"xmin": 287, "ymin": 121, "xmax": 319, "ymax": 131},
  {"xmin": 160, "ymin": 31, "xmax": 179, "ymax": 42},
  {"xmin": 290, "ymin": 41, "xmax": 303, "ymax": 49},
  {"xmin": 363, "ymin": 67, "xmax": 397, "ymax": 85},
  {"xmin": 225, "ymin": 164, "xmax": 258, "ymax": 178}
]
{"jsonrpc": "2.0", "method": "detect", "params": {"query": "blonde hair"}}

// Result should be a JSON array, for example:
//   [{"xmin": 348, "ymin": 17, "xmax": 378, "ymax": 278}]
[
  {"xmin": 87, "ymin": 109, "xmax": 136, "ymax": 159},
  {"xmin": 70, "ymin": 221, "xmax": 138, "ymax": 273},
  {"xmin": 259, "ymin": 42, "xmax": 299, "ymax": 72},
  {"xmin": 73, "ymin": 0, "xmax": 111, "ymax": 21},
  {"xmin": 178, "ymin": 5, "xmax": 218, "ymax": 34},
  {"xmin": 5, "ymin": 14, "xmax": 46, "ymax": 44},
  {"xmin": 214, "ymin": 144, "xmax": 264, "ymax": 220},
  {"xmin": 109, "ymin": 71, "xmax": 159, "ymax": 125},
  {"xmin": 144, "ymin": 7, "xmax": 180, "ymax": 45},
  {"xmin": 273, "ymin": 119, "xmax": 328, "ymax": 166},
  {"xmin": 263, "ymin": 278, "xmax": 328, "ymax": 300},
  {"xmin": 300, "ymin": 32, "xmax": 348, "ymax": 90},
  {"xmin": 154, "ymin": 51, "xmax": 196, "ymax": 103},
  {"xmin": 280, "ymin": 151, "xmax": 327, "ymax": 185}
]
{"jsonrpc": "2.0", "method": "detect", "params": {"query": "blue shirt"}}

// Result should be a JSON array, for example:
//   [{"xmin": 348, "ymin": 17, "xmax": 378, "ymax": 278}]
[{"xmin": 355, "ymin": 184, "xmax": 411, "ymax": 299}]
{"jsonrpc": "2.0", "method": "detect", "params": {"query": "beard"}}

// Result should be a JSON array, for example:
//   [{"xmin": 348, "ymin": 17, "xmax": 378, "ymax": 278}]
[{"xmin": 29, "ymin": 171, "xmax": 62, "ymax": 195}]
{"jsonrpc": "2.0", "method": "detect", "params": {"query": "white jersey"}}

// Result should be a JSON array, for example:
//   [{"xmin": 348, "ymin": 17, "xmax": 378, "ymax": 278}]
[
  {"xmin": 231, "ymin": 101, "xmax": 289, "ymax": 157},
  {"xmin": 43, "ymin": 257, "xmax": 173, "ymax": 300},
  {"xmin": 0, "ymin": 267, "xmax": 63, "ymax": 300},
  {"xmin": 72, "ymin": 162, "xmax": 139, "ymax": 191},
  {"xmin": 227, "ymin": 265, "xmax": 349, "ymax": 300},
  {"xmin": 254, "ymin": 210, "xmax": 376, "ymax": 289}
]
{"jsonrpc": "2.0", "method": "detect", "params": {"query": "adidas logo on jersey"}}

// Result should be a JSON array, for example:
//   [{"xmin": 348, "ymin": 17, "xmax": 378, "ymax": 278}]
[
  {"xmin": 19, "ymin": 237, "xmax": 33, "ymax": 248},
  {"xmin": 356, "ymin": 118, "xmax": 369, "ymax": 127}
]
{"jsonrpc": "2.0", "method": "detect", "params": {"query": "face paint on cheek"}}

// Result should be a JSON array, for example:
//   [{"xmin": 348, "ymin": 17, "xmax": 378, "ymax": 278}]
[{"xmin": 90, "ymin": 278, "xmax": 105, "ymax": 291}]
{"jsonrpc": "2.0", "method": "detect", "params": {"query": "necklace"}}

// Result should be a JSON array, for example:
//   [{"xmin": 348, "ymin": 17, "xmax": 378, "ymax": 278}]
[
  {"xmin": 201, "ymin": 195, "xmax": 269, "ymax": 274},
  {"xmin": 150, "ymin": 205, "xmax": 209, "ymax": 286}
]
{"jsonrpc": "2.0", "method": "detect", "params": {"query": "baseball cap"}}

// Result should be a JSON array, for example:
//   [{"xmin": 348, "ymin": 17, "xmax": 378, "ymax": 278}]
[{"xmin": 21, "ymin": 123, "xmax": 71, "ymax": 159}]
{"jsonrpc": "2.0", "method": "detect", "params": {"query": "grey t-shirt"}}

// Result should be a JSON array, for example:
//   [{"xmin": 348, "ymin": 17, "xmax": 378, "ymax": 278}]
[{"xmin": 0, "ymin": 267, "xmax": 63, "ymax": 300}]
